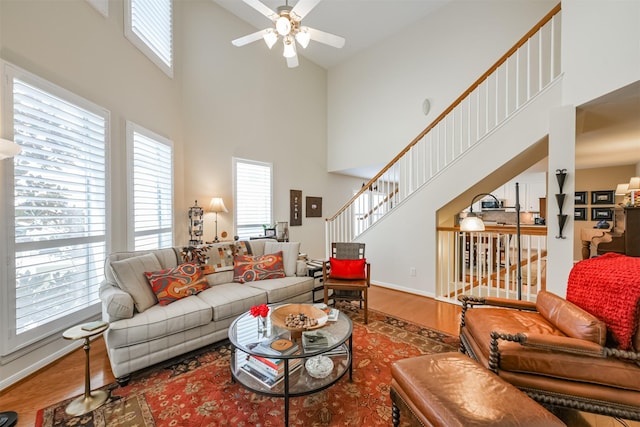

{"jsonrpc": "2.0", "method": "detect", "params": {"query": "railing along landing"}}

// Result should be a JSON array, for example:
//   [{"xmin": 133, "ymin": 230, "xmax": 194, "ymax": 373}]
[
  {"xmin": 325, "ymin": 4, "xmax": 562, "ymax": 255},
  {"xmin": 437, "ymin": 226, "xmax": 547, "ymax": 303}
]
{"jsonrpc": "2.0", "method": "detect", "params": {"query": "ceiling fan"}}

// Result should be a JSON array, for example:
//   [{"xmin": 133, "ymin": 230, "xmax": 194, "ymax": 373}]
[{"xmin": 231, "ymin": 0, "xmax": 345, "ymax": 68}]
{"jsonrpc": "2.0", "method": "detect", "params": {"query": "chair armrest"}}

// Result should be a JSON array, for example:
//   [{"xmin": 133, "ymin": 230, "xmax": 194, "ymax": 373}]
[
  {"xmin": 519, "ymin": 333, "xmax": 605, "ymax": 357},
  {"xmin": 459, "ymin": 295, "xmax": 537, "ymax": 329}
]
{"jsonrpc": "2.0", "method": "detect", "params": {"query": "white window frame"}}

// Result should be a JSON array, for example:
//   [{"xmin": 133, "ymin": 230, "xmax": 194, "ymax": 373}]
[
  {"xmin": 233, "ymin": 158, "xmax": 273, "ymax": 240},
  {"xmin": 124, "ymin": 0, "xmax": 173, "ymax": 78},
  {"xmin": 126, "ymin": 121, "xmax": 174, "ymax": 251},
  {"xmin": 0, "ymin": 61, "xmax": 110, "ymax": 355}
]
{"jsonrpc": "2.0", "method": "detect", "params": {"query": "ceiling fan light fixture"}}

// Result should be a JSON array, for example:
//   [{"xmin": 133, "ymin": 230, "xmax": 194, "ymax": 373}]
[
  {"xmin": 275, "ymin": 16, "xmax": 291, "ymax": 36},
  {"xmin": 283, "ymin": 37, "xmax": 296, "ymax": 58},
  {"xmin": 295, "ymin": 27, "xmax": 310, "ymax": 48},
  {"xmin": 263, "ymin": 29, "xmax": 278, "ymax": 49}
]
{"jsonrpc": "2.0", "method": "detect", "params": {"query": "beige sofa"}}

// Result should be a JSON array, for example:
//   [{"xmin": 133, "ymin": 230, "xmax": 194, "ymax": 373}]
[{"xmin": 99, "ymin": 239, "xmax": 313, "ymax": 384}]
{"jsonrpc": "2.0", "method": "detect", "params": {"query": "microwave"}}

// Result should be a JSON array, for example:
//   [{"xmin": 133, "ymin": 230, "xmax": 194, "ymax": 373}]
[{"xmin": 481, "ymin": 199, "xmax": 504, "ymax": 209}]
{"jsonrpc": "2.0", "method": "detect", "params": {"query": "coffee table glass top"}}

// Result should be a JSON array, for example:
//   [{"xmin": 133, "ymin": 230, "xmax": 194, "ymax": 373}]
[{"xmin": 229, "ymin": 304, "xmax": 352, "ymax": 358}]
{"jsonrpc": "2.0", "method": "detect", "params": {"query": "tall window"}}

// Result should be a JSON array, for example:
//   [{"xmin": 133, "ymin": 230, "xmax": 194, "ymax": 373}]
[
  {"xmin": 234, "ymin": 158, "xmax": 272, "ymax": 239},
  {"xmin": 125, "ymin": 0, "xmax": 173, "ymax": 77},
  {"xmin": 2, "ymin": 63, "xmax": 108, "ymax": 353},
  {"xmin": 127, "ymin": 122, "xmax": 173, "ymax": 250}
]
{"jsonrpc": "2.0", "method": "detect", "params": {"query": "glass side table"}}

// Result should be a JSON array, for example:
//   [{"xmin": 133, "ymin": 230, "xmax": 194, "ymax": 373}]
[{"xmin": 62, "ymin": 321, "xmax": 109, "ymax": 416}]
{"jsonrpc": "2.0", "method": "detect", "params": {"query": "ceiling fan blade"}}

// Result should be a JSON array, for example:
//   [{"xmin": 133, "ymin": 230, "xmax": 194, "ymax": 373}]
[
  {"xmin": 286, "ymin": 54, "xmax": 299, "ymax": 68},
  {"xmin": 307, "ymin": 27, "xmax": 345, "ymax": 49},
  {"xmin": 232, "ymin": 29, "xmax": 268, "ymax": 47},
  {"xmin": 242, "ymin": 0, "xmax": 277, "ymax": 20},
  {"xmin": 290, "ymin": 0, "xmax": 321, "ymax": 21}
]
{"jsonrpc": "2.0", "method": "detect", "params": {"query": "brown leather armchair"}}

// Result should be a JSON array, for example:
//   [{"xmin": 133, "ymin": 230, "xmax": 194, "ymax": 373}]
[{"xmin": 458, "ymin": 290, "xmax": 640, "ymax": 421}]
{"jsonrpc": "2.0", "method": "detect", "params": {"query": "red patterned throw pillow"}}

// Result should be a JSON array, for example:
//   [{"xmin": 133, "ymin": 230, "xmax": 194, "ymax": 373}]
[
  {"xmin": 145, "ymin": 263, "xmax": 209, "ymax": 306},
  {"xmin": 329, "ymin": 258, "xmax": 366, "ymax": 280},
  {"xmin": 233, "ymin": 251, "xmax": 286, "ymax": 284}
]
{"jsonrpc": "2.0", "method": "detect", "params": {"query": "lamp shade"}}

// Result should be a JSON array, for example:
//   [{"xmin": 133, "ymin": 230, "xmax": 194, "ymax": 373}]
[
  {"xmin": 0, "ymin": 138, "xmax": 21, "ymax": 159},
  {"xmin": 263, "ymin": 29, "xmax": 278, "ymax": 49},
  {"xmin": 616, "ymin": 183, "xmax": 630, "ymax": 195},
  {"xmin": 460, "ymin": 213, "xmax": 485, "ymax": 232},
  {"xmin": 209, "ymin": 197, "xmax": 228, "ymax": 213},
  {"xmin": 629, "ymin": 177, "xmax": 640, "ymax": 191},
  {"xmin": 295, "ymin": 27, "xmax": 311, "ymax": 48},
  {"xmin": 282, "ymin": 38, "xmax": 296, "ymax": 58}
]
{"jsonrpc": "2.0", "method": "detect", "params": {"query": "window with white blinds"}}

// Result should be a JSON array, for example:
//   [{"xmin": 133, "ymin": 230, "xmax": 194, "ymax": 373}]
[
  {"xmin": 4, "ymin": 65, "xmax": 108, "ymax": 350},
  {"xmin": 127, "ymin": 122, "xmax": 173, "ymax": 250},
  {"xmin": 234, "ymin": 158, "xmax": 272, "ymax": 240},
  {"xmin": 125, "ymin": 0, "xmax": 173, "ymax": 77}
]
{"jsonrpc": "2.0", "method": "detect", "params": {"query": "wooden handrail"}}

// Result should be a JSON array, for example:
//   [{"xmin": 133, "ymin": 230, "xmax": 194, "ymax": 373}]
[
  {"xmin": 438, "ymin": 225, "xmax": 548, "ymax": 236},
  {"xmin": 327, "ymin": 3, "xmax": 561, "ymax": 222}
]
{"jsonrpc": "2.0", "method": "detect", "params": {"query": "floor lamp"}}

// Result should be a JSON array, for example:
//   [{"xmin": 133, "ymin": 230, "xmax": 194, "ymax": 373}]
[
  {"xmin": 459, "ymin": 183, "xmax": 522, "ymax": 300},
  {"xmin": 209, "ymin": 197, "xmax": 228, "ymax": 243}
]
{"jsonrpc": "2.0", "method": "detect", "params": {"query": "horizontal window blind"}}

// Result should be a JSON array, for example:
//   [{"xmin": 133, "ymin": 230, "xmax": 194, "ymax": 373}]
[
  {"xmin": 130, "ymin": 0, "xmax": 172, "ymax": 70},
  {"xmin": 235, "ymin": 159, "xmax": 272, "ymax": 240},
  {"xmin": 131, "ymin": 125, "xmax": 173, "ymax": 250},
  {"xmin": 12, "ymin": 77, "xmax": 107, "ymax": 336}
]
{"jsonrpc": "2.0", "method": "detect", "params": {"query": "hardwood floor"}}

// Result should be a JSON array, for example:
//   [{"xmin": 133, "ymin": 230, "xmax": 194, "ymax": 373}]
[{"xmin": 0, "ymin": 285, "xmax": 634, "ymax": 426}]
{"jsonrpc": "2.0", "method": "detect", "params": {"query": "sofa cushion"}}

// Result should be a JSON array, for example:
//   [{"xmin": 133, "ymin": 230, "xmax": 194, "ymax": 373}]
[
  {"xmin": 536, "ymin": 290, "xmax": 606, "ymax": 345},
  {"xmin": 196, "ymin": 282, "xmax": 268, "ymax": 321},
  {"xmin": 264, "ymin": 241, "xmax": 300, "ymax": 277},
  {"xmin": 233, "ymin": 252, "xmax": 286, "ymax": 283},
  {"xmin": 111, "ymin": 253, "xmax": 161, "ymax": 313},
  {"xmin": 244, "ymin": 276, "xmax": 314, "ymax": 303},
  {"xmin": 203, "ymin": 243, "xmax": 237, "ymax": 273},
  {"xmin": 145, "ymin": 262, "xmax": 210, "ymax": 306},
  {"xmin": 105, "ymin": 295, "xmax": 213, "ymax": 349}
]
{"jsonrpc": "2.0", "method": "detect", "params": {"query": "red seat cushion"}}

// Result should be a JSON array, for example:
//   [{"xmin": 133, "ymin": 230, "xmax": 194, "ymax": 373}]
[{"xmin": 329, "ymin": 258, "xmax": 366, "ymax": 280}]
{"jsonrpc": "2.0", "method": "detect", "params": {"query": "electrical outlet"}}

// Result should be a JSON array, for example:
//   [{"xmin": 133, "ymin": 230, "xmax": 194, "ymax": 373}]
[{"xmin": 409, "ymin": 267, "xmax": 416, "ymax": 277}]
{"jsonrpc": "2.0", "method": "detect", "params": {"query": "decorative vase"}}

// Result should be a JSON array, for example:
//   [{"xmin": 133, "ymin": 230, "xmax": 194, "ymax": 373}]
[
  {"xmin": 555, "ymin": 193, "xmax": 566, "ymax": 212},
  {"xmin": 555, "ymin": 169, "xmax": 567, "ymax": 193},
  {"xmin": 257, "ymin": 316, "xmax": 268, "ymax": 334}
]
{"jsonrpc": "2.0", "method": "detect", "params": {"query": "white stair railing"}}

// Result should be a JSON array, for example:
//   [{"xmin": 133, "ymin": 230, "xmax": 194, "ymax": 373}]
[
  {"xmin": 437, "ymin": 226, "xmax": 547, "ymax": 303},
  {"xmin": 325, "ymin": 4, "xmax": 562, "ymax": 255}
]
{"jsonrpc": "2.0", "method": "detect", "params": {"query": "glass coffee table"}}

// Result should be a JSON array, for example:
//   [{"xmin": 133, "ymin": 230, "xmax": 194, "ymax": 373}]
[{"xmin": 228, "ymin": 304, "xmax": 353, "ymax": 427}]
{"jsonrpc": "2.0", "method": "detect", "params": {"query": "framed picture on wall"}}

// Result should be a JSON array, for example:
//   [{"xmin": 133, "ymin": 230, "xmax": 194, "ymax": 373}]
[
  {"xmin": 574, "ymin": 207, "xmax": 587, "ymax": 221},
  {"xmin": 591, "ymin": 207, "xmax": 613, "ymax": 221},
  {"xmin": 290, "ymin": 189, "xmax": 302, "ymax": 226},
  {"xmin": 306, "ymin": 196, "xmax": 322, "ymax": 217},
  {"xmin": 574, "ymin": 191, "xmax": 587, "ymax": 205},
  {"xmin": 591, "ymin": 190, "xmax": 614, "ymax": 205}
]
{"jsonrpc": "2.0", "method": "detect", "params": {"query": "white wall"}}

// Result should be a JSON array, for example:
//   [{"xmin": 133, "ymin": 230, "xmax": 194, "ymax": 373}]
[
  {"xmin": 178, "ymin": 1, "xmax": 360, "ymax": 259},
  {"xmin": 562, "ymin": 0, "xmax": 640, "ymax": 107},
  {"xmin": 327, "ymin": 0, "xmax": 557, "ymax": 174}
]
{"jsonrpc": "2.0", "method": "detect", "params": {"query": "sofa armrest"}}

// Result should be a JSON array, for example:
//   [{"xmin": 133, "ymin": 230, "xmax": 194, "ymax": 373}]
[{"xmin": 99, "ymin": 281, "xmax": 134, "ymax": 321}]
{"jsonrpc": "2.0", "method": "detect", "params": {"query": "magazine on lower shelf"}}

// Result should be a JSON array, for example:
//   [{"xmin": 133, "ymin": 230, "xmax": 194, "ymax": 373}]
[{"xmin": 240, "ymin": 359, "xmax": 302, "ymax": 388}]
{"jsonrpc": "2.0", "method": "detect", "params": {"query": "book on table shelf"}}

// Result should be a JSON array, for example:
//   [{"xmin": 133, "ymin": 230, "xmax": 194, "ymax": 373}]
[
  {"xmin": 302, "ymin": 329, "xmax": 336, "ymax": 351},
  {"xmin": 240, "ymin": 358, "xmax": 302, "ymax": 388},
  {"xmin": 246, "ymin": 353, "xmax": 302, "ymax": 378}
]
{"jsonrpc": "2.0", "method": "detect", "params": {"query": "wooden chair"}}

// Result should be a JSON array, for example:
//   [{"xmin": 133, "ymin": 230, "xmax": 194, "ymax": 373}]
[{"xmin": 323, "ymin": 242, "xmax": 370, "ymax": 324}]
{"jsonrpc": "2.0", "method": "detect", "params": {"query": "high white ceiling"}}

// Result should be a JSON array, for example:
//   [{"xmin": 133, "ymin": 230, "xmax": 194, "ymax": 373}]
[
  {"xmin": 213, "ymin": 0, "xmax": 640, "ymax": 175},
  {"xmin": 213, "ymin": 0, "xmax": 450, "ymax": 69}
]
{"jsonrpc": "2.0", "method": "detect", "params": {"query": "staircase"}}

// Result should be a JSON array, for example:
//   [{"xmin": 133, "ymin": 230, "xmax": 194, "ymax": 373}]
[{"xmin": 325, "ymin": 4, "xmax": 562, "ymax": 301}]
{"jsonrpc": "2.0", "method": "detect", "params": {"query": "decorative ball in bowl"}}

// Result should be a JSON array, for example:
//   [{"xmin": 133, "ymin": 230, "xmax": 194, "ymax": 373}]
[
  {"xmin": 305, "ymin": 355, "xmax": 334, "ymax": 379},
  {"xmin": 271, "ymin": 304, "xmax": 328, "ymax": 334}
]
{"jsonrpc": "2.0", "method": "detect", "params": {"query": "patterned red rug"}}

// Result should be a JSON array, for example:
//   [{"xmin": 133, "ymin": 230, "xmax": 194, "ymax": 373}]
[{"xmin": 36, "ymin": 304, "xmax": 459, "ymax": 426}]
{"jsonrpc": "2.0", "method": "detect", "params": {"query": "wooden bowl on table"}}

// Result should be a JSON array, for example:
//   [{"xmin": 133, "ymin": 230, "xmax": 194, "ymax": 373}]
[{"xmin": 271, "ymin": 304, "xmax": 328, "ymax": 340}]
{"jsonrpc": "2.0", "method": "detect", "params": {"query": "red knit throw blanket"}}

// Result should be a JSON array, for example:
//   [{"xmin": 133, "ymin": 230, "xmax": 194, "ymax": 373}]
[{"xmin": 567, "ymin": 253, "xmax": 640, "ymax": 350}]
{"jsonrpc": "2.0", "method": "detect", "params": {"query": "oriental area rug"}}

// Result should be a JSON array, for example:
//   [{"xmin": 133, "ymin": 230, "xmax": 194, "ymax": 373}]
[{"xmin": 36, "ymin": 303, "xmax": 460, "ymax": 427}]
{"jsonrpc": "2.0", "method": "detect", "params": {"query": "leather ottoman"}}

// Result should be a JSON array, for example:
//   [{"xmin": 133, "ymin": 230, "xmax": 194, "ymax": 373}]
[{"xmin": 390, "ymin": 352, "xmax": 565, "ymax": 426}]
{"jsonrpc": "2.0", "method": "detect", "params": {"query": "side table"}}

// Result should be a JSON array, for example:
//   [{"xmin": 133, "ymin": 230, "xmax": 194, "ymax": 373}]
[{"xmin": 62, "ymin": 321, "xmax": 109, "ymax": 416}]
